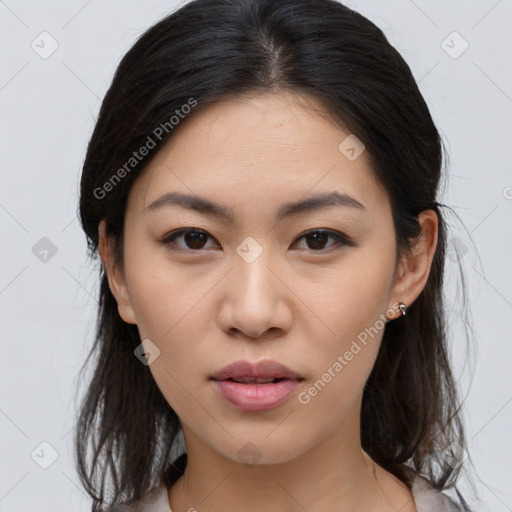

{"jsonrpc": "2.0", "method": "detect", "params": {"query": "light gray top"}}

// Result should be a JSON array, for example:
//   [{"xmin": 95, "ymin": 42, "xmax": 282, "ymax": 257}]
[{"xmin": 113, "ymin": 472, "xmax": 465, "ymax": 511}]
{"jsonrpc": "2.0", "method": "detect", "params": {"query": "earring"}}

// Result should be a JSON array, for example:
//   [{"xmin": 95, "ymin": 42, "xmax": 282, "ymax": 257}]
[{"xmin": 385, "ymin": 302, "xmax": 407, "ymax": 323}]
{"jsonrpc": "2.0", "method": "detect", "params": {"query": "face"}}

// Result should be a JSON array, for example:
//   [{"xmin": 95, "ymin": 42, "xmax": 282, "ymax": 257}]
[{"xmin": 100, "ymin": 91, "xmax": 432, "ymax": 465}]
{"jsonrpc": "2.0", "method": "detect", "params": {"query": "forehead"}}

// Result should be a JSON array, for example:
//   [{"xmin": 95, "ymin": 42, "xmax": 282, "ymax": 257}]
[{"xmin": 128, "ymin": 91, "xmax": 387, "ymax": 218}]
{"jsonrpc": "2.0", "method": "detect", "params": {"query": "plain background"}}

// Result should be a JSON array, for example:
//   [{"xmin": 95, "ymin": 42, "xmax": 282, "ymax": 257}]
[{"xmin": 1, "ymin": 0, "xmax": 511, "ymax": 510}]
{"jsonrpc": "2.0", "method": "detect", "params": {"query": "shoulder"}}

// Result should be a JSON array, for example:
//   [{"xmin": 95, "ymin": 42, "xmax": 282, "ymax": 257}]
[
  {"xmin": 409, "ymin": 472, "xmax": 470, "ymax": 512},
  {"xmin": 110, "ymin": 453, "xmax": 186, "ymax": 511},
  {"xmin": 111, "ymin": 463, "xmax": 472, "ymax": 512},
  {"xmin": 114, "ymin": 476, "xmax": 470, "ymax": 512},
  {"xmin": 110, "ymin": 483, "xmax": 170, "ymax": 512}
]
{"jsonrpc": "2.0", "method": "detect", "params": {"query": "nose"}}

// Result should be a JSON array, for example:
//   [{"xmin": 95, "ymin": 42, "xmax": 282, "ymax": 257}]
[{"xmin": 217, "ymin": 249, "xmax": 293, "ymax": 340}]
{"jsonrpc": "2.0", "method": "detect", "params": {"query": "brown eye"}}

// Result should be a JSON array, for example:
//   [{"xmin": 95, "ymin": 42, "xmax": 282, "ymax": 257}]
[
  {"xmin": 160, "ymin": 228, "xmax": 354, "ymax": 253},
  {"xmin": 160, "ymin": 229, "xmax": 219, "ymax": 251},
  {"xmin": 293, "ymin": 230, "xmax": 354, "ymax": 251},
  {"xmin": 304, "ymin": 231, "xmax": 330, "ymax": 250}
]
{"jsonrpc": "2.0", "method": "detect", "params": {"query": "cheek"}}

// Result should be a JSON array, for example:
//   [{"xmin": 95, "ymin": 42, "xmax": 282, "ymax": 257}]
[
  {"xmin": 296, "ymin": 291, "xmax": 387, "ymax": 426},
  {"xmin": 308, "ymin": 251, "xmax": 394, "ymax": 337},
  {"xmin": 123, "ymin": 241, "xmax": 213, "ymax": 339},
  {"xmin": 302, "ymin": 249, "xmax": 394, "ymax": 397},
  {"xmin": 122, "ymin": 246, "xmax": 216, "ymax": 414}
]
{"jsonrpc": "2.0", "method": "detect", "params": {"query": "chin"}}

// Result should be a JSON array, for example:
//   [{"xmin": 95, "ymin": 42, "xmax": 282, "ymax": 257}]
[{"xmin": 211, "ymin": 433, "xmax": 313, "ymax": 467}]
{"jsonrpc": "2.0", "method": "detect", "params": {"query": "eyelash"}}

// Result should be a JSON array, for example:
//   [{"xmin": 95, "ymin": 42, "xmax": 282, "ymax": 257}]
[{"xmin": 159, "ymin": 228, "xmax": 355, "ymax": 253}]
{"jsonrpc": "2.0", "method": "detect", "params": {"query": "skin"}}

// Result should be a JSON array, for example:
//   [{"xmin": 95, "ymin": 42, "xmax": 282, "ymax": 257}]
[{"xmin": 99, "ymin": 90, "xmax": 438, "ymax": 512}]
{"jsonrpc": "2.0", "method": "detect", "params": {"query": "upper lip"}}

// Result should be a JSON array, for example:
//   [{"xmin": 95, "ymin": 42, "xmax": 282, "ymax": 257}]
[{"xmin": 210, "ymin": 359, "xmax": 303, "ymax": 381}]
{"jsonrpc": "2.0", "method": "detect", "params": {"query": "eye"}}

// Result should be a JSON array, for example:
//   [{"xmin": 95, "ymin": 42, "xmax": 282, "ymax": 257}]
[
  {"xmin": 292, "ymin": 229, "xmax": 354, "ymax": 251},
  {"xmin": 160, "ymin": 228, "xmax": 354, "ymax": 252},
  {"xmin": 160, "ymin": 228, "xmax": 220, "ymax": 251}
]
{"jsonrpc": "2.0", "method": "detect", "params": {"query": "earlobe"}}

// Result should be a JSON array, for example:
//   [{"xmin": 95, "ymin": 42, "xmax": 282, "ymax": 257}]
[
  {"xmin": 98, "ymin": 220, "xmax": 137, "ymax": 325},
  {"xmin": 388, "ymin": 210, "xmax": 438, "ymax": 318}
]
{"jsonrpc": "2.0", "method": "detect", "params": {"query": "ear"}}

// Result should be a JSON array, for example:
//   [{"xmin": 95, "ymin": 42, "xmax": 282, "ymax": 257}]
[
  {"xmin": 387, "ymin": 209, "xmax": 438, "ymax": 320},
  {"xmin": 98, "ymin": 220, "xmax": 137, "ymax": 325}
]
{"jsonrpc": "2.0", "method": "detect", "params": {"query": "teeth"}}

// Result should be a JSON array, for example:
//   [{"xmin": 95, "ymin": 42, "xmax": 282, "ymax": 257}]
[{"xmin": 233, "ymin": 377, "xmax": 277, "ymax": 383}]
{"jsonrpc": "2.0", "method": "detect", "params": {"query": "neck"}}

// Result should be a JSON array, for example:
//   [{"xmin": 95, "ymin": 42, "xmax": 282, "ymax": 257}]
[{"xmin": 167, "ymin": 402, "xmax": 415, "ymax": 512}]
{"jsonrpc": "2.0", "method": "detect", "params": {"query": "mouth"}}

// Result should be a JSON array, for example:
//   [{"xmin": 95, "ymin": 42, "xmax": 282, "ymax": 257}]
[
  {"xmin": 219, "ymin": 377, "xmax": 297, "ymax": 384},
  {"xmin": 210, "ymin": 359, "xmax": 304, "ymax": 382},
  {"xmin": 209, "ymin": 360, "xmax": 304, "ymax": 411}
]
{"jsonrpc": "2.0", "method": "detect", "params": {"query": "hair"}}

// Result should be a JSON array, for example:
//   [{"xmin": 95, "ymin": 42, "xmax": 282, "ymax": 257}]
[{"xmin": 75, "ymin": 0, "xmax": 476, "ymax": 510}]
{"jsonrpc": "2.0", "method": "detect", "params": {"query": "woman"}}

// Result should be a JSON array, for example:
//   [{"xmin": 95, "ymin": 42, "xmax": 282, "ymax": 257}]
[{"xmin": 75, "ymin": 0, "xmax": 475, "ymax": 510}]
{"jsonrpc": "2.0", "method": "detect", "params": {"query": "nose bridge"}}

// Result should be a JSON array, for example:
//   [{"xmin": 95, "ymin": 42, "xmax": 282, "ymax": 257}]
[
  {"xmin": 233, "ymin": 238, "xmax": 277, "ymax": 308},
  {"xmin": 220, "ymin": 237, "xmax": 290, "ymax": 337}
]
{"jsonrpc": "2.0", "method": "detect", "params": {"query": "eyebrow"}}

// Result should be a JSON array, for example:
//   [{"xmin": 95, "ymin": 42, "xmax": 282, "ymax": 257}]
[{"xmin": 144, "ymin": 190, "xmax": 366, "ymax": 222}]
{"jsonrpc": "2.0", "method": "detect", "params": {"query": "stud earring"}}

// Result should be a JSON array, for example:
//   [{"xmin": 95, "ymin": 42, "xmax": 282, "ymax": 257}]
[{"xmin": 385, "ymin": 302, "xmax": 407, "ymax": 323}]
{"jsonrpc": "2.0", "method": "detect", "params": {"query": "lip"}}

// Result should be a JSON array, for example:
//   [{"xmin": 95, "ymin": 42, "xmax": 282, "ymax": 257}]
[
  {"xmin": 210, "ymin": 359, "xmax": 303, "ymax": 411},
  {"xmin": 210, "ymin": 359, "xmax": 303, "ymax": 381}
]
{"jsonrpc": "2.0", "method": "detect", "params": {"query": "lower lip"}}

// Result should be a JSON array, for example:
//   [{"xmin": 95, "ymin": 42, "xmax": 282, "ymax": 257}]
[{"xmin": 211, "ymin": 379, "xmax": 301, "ymax": 411}]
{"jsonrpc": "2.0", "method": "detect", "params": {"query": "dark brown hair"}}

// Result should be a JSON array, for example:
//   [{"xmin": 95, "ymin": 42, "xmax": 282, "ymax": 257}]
[{"xmin": 75, "ymin": 0, "xmax": 475, "ymax": 509}]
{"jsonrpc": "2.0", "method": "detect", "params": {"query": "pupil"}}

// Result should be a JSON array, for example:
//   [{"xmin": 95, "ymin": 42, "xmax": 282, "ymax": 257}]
[
  {"xmin": 185, "ymin": 232, "xmax": 207, "ymax": 249},
  {"xmin": 183, "ymin": 231, "xmax": 329, "ymax": 250},
  {"xmin": 308, "ymin": 232, "xmax": 327, "ymax": 250}
]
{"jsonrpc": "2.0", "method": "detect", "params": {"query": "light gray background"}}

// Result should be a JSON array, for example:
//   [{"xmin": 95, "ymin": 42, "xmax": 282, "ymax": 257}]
[{"xmin": 1, "ymin": 0, "xmax": 511, "ymax": 510}]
